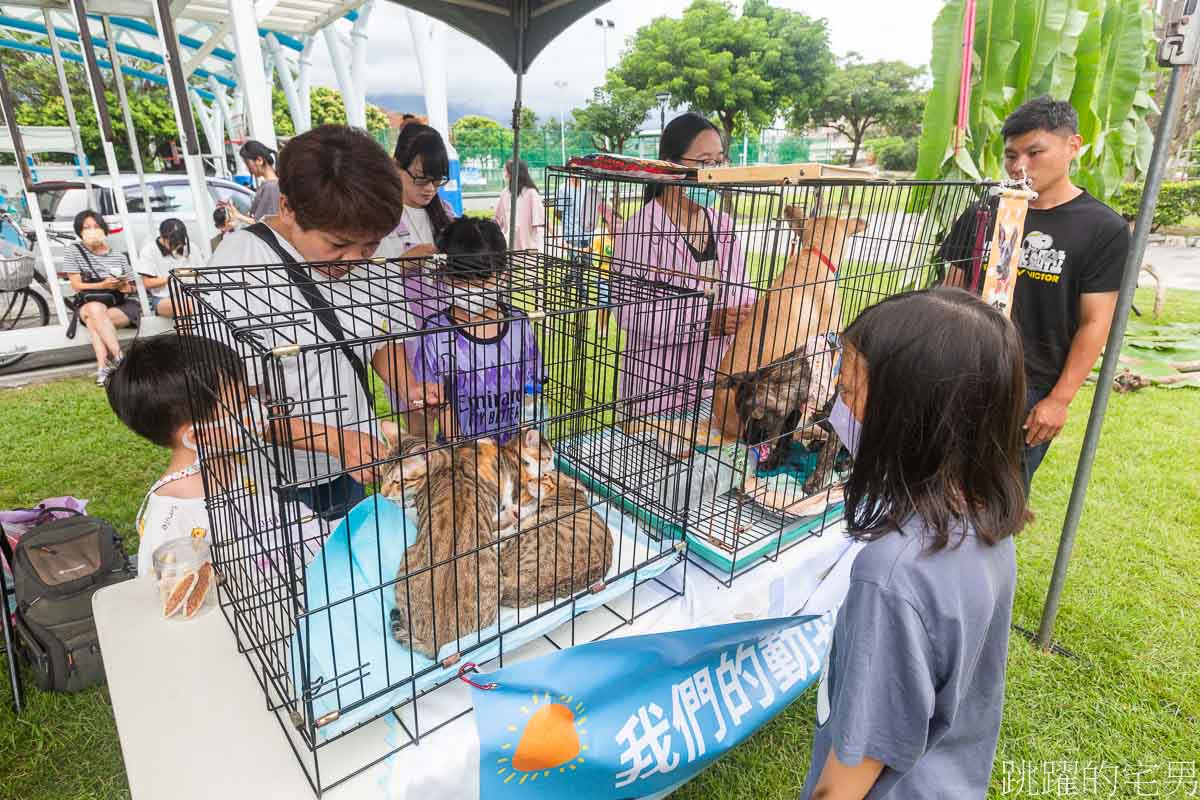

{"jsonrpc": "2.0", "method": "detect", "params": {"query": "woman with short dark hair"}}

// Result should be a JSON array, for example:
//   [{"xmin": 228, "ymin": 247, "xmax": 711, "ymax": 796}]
[
  {"xmin": 63, "ymin": 209, "xmax": 140, "ymax": 384},
  {"xmin": 800, "ymin": 288, "xmax": 1027, "ymax": 800},
  {"xmin": 207, "ymin": 125, "xmax": 424, "ymax": 520}
]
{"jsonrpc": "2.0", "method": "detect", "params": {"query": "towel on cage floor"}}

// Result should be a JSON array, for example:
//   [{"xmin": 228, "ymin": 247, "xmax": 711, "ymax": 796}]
[{"xmin": 288, "ymin": 492, "xmax": 678, "ymax": 741}]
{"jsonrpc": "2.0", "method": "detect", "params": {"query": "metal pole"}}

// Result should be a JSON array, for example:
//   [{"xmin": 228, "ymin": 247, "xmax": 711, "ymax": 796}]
[
  {"xmin": 69, "ymin": 0, "xmax": 144, "ymax": 284},
  {"xmin": 507, "ymin": 0, "xmax": 526, "ymax": 248},
  {"xmin": 152, "ymin": 0, "xmax": 216, "ymax": 260},
  {"xmin": 44, "ymin": 9, "xmax": 92, "ymax": 201},
  {"xmin": 1035, "ymin": 65, "xmax": 1186, "ymax": 650},
  {"xmin": 0, "ymin": 58, "xmax": 69, "ymax": 328},
  {"xmin": 102, "ymin": 16, "xmax": 155, "ymax": 250}
]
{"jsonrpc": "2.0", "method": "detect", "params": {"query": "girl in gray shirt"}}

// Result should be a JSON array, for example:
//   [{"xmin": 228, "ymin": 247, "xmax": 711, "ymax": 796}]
[{"xmin": 801, "ymin": 288, "xmax": 1029, "ymax": 799}]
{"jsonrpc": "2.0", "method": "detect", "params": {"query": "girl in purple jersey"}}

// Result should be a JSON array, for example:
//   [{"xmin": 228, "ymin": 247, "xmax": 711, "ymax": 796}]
[{"xmin": 411, "ymin": 218, "xmax": 543, "ymax": 443}]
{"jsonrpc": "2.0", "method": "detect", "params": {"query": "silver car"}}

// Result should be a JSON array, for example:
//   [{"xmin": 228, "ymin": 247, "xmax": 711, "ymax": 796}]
[{"xmin": 30, "ymin": 174, "xmax": 254, "ymax": 255}]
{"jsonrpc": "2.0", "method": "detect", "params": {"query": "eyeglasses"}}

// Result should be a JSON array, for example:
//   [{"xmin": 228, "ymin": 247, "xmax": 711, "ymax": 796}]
[
  {"xmin": 403, "ymin": 168, "xmax": 450, "ymax": 189},
  {"xmin": 679, "ymin": 156, "xmax": 730, "ymax": 170}
]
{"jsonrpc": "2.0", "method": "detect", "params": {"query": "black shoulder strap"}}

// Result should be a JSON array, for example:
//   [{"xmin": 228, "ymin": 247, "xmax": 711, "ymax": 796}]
[{"xmin": 245, "ymin": 223, "xmax": 373, "ymax": 404}]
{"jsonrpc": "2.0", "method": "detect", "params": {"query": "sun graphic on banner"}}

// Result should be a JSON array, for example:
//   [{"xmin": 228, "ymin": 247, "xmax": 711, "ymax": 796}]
[{"xmin": 495, "ymin": 692, "xmax": 589, "ymax": 786}]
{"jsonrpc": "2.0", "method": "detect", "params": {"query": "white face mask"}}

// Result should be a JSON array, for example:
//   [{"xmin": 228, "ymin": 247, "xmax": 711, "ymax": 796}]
[
  {"xmin": 829, "ymin": 394, "xmax": 862, "ymax": 457},
  {"xmin": 81, "ymin": 228, "xmax": 105, "ymax": 247},
  {"xmin": 451, "ymin": 283, "xmax": 500, "ymax": 317}
]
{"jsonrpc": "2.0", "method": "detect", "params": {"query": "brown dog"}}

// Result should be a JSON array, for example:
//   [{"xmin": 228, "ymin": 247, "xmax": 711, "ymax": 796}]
[{"xmin": 710, "ymin": 209, "xmax": 866, "ymax": 442}]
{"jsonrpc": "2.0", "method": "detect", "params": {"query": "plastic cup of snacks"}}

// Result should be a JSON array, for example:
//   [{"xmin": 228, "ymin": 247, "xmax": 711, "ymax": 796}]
[{"xmin": 153, "ymin": 538, "xmax": 216, "ymax": 620}]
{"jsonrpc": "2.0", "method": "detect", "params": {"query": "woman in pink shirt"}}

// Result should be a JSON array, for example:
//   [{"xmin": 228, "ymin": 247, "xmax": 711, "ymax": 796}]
[
  {"xmin": 494, "ymin": 159, "xmax": 545, "ymax": 251},
  {"xmin": 612, "ymin": 113, "xmax": 757, "ymax": 416}
]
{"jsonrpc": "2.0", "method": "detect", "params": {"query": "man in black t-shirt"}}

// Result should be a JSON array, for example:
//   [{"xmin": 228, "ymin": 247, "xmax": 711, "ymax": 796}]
[{"xmin": 940, "ymin": 96, "xmax": 1130, "ymax": 493}]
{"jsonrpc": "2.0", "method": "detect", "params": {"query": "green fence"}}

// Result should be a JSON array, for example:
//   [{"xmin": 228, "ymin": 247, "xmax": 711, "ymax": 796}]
[{"xmin": 457, "ymin": 132, "xmax": 816, "ymax": 194}]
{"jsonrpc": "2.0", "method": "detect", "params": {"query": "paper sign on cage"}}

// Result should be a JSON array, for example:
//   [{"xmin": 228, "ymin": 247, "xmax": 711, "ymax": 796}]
[{"xmin": 980, "ymin": 189, "xmax": 1034, "ymax": 317}]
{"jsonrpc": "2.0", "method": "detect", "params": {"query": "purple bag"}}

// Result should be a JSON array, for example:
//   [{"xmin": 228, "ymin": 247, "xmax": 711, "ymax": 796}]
[{"xmin": 0, "ymin": 496, "xmax": 90, "ymax": 573}]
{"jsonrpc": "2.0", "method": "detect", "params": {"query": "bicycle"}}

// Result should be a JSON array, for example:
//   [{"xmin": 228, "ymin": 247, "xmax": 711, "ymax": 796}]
[{"xmin": 0, "ymin": 211, "xmax": 52, "ymax": 370}]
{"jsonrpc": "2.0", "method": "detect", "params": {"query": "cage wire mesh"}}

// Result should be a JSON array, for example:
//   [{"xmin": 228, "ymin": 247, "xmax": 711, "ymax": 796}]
[
  {"xmin": 170, "ymin": 248, "xmax": 709, "ymax": 794},
  {"xmin": 544, "ymin": 165, "xmax": 994, "ymax": 584}
]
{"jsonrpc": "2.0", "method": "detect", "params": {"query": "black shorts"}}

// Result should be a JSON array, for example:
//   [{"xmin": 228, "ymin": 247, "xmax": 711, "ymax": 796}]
[{"xmin": 79, "ymin": 295, "xmax": 141, "ymax": 327}]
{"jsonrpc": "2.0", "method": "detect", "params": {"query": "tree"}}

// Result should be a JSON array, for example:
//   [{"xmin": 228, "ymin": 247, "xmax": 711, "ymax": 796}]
[
  {"xmin": 451, "ymin": 115, "xmax": 510, "ymax": 149},
  {"xmin": 615, "ymin": 0, "xmax": 833, "ymax": 141},
  {"xmin": 519, "ymin": 106, "xmax": 537, "ymax": 132},
  {"xmin": 810, "ymin": 54, "xmax": 926, "ymax": 167},
  {"xmin": 272, "ymin": 86, "xmax": 389, "ymax": 136},
  {"xmin": 572, "ymin": 78, "xmax": 654, "ymax": 152},
  {"xmin": 916, "ymin": 0, "xmax": 1158, "ymax": 201}
]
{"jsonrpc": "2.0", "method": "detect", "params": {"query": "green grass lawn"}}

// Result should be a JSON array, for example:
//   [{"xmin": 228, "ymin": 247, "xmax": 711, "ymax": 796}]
[{"xmin": 1, "ymin": 287, "xmax": 1198, "ymax": 799}]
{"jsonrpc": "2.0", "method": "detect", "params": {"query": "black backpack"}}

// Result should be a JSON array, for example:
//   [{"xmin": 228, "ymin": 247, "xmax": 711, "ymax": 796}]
[{"xmin": 0, "ymin": 512, "xmax": 133, "ymax": 692}]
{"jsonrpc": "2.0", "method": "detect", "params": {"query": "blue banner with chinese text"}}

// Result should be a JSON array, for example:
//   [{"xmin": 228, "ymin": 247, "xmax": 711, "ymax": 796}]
[{"xmin": 470, "ymin": 614, "xmax": 834, "ymax": 799}]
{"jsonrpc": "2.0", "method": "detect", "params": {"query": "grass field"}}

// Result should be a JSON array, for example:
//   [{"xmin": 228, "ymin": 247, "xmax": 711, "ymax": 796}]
[{"xmin": 1, "ymin": 286, "xmax": 1197, "ymax": 799}]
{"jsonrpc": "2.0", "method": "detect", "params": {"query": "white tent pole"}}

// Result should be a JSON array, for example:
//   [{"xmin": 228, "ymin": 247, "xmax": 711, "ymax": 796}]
[
  {"xmin": 102, "ymin": 14, "xmax": 156, "ymax": 267},
  {"xmin": 350, "ymin": 1, "xmax": 374, "ymax": 127},
  {"xmin": 226, "ymin": 0, "xmax": 276, "ymax": 149},
  {"xmin": 322, "ymin": 25, "xmax": 361, "ymax": 128},
  {"xmin": 43, "ymin": 9, "xmax": 92, "ymax": 202},
  {"xmin": 298, "ymin": 35, "xmax": 315, "ymax": 130},
  {"xmin": 189, "ymin": 88, "xmax": 225, "ymax": 178},
  {"xmin": 68, "ymin": 0, "xmax": 145, "ymax": 290},
  {"xmin": 211, "ymin": 79, "xmax": 238, "ymax": 155},
  {"xmin": 406, "ymin": 10, "xmax": 450, "ymax": 142},
  {"xmin": 0, "ymin": 60, "xmax": 70, "ymax": 328},
  {"xmin": 266, "ymin": 33, "xmax": 306, "ymax": 134},
  {"xmin": 151, "ymin": 0, "xmax": 215, "ymax": 261}
]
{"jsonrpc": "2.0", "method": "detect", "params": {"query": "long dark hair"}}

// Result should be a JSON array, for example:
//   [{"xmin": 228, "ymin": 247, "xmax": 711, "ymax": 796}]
[
  {"xmin": 394, "ymin": 123, "xmax": 453, "ymax": 237},
  {"xmin": 505, "ymin": 159, "xmax": 538, "ymax": 194},
  {"xmin": 646, "ymin": 112, "xmax": 721, "ymax": 202},
  {"xmin": 239, "ymin": 139, "xmax": 276, "ymax": 168},
  {"xmin": 156, "ymin": 217, "xmax": 189, "ymax": 258},
  {"xmin": 841, "ymin": 288, "xmax": 1030, "ymax": 551}
]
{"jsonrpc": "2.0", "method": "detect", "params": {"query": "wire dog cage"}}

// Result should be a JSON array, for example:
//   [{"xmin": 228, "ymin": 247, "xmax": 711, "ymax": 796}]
[
  {"xmin": 544, "ymin": 163, "xmax": 994, "ymax": 584},
  {"xmin": 170, "ymin": 248, "xmax": 711, "ymax": 795}
]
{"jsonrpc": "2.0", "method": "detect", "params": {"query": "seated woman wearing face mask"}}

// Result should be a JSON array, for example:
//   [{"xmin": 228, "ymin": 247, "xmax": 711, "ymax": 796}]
[
  {"xmin": 63, "ymin": 209, "xmax": 141, "ymax": 385},
  {"xmin": 138, "ymin": 218, "xmax": 201, "ymax": 318},
  {"xmin": 610, "ymin": 113, "xmax": 757, "ymax": 416}
]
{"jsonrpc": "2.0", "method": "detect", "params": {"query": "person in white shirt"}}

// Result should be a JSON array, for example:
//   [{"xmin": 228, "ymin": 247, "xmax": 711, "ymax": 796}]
[
  {"xmin": 106, "ymin": 334, "xmax": 325, "ymax": 576},
  {"xmin": 138, "ymin": 218, "xmax": 201, "ymax": 318},
  {"xmin": 209, "ymin": 124, "xmax": 431, "ymax": 521},
  {"xmin": 374, "ymin": 124, "xmax": 458, "ymax": 430}
]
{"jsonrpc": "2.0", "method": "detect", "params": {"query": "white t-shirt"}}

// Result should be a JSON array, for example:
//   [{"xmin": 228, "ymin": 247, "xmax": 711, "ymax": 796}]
[
  {"xmin": 138, "ymin": 240, "xmax": 202, "ymax": 298},
  {"xmin": 136, "ymin": 464, "xmax": 328, "ymax": 577},
  {"xmin": 136, "ymin": 492, "xmax": 210, "ymax": 576},
  {"xmin": 207, "ymin": 228, "xmax": 406, "ymax": 484},
  {"xmin": 403, "ymin": 206, "xmax": 435, "ymax": 246}
]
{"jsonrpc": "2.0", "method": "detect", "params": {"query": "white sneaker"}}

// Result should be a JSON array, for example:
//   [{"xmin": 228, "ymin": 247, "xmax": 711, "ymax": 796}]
[{"xmin": 95, "ymin": 368, "xmax": 109, "ymax": 386}]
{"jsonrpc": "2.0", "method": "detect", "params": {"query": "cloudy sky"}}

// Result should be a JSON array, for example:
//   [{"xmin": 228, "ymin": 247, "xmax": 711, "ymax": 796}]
[{"xmin": 313, "ymin": 0, "xmax": 945, "ymax": 122}]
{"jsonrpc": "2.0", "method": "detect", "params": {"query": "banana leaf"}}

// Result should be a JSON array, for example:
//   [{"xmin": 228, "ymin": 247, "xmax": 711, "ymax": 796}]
[
  {"xmin": 1047, "ymin": 8, "xmax": 1091, "ymax": 99},
  {"xmin": 1022, "ymin": 0, "xmax": 1072, "ymax": 97},
  {"xmin": 915, "ymin": 0, "xmax": 968, "ymax": 182}
]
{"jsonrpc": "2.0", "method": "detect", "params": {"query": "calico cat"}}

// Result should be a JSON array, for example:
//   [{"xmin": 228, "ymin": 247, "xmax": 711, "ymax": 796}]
[
  {"xmin": 380, "ymin": 434, "xmax": 519, "ymax": 659},
  {"xmin": 498, "ymin": 462, "xmax": 614, "ymax": 608}
]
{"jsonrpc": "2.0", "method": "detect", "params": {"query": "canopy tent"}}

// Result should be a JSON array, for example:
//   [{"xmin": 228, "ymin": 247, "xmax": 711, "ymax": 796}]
[
  {"xmin": 383, "ymin": 0, "xmax": 609, "ymax": 241},
  {"xmin": 384, "ymin": 0, "xmax": 604, "ymax": 74}
]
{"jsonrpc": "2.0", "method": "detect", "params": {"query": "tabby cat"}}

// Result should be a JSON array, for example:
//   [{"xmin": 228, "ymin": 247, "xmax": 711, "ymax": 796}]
[
  {"xmin": 380, "ymin": 434, "xmax": 517, "ymax": 659},
  {"xmin": 498, "ymin": 444, "xmax": 615, "ymax": 607}
]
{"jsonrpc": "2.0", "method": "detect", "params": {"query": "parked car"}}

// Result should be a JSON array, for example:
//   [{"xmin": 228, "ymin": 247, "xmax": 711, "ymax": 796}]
[{"xmin": 29, "ymin": 174, "xmax": 254, "ymax": 256}]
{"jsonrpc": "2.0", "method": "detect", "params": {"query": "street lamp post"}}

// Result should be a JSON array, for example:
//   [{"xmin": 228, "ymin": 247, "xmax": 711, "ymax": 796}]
[
  {"xmin": 553, "ymin": 79, "xmax": 568, "ymax": 165},
  {"xmin": 594, "ymin": 18, "xmax": 615, "ymax": 74},
  {"xmin": 655, "ymin": 92, "xmax": 671, "ymax": 148}
]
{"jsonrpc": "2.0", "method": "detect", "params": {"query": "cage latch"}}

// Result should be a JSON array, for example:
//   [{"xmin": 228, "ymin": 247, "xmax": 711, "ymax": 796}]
[
  {"xmin": 588, "ymin": 580, "xmax": 607, "ymax": 594},
  {"xmin": 272, "ymin": 344, "xmax": 301, "ymax": 359},
  {"xmin": 315, "ymin": 710, "xmax": 341, "ymax": 728},
  {"xmin": 457, "ymin": 662, "xmax": 498, "ymax": 690},
  {"xmin": 441, "ymin": 652, "xmax": 462, "ymax": 669}
]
